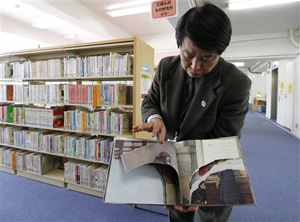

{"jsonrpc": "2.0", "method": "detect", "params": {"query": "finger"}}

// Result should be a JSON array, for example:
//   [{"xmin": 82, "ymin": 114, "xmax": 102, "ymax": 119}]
[
  {"xmin": 132, "ymin": 125, "xmax": 141, "ymax": 132},
  {"xmin": 151, "ymin": 126, "xmax": 160, "ymax": 138},
  {"xmin": 138, "ymin": 123, "xmax": 153, "ymax": 133},
  {"xmin": 159, "ymin": 127, "xmax": 166, "ymax": 143}
]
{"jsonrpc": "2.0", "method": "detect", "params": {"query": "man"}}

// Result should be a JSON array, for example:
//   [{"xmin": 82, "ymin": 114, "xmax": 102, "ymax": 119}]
[{"xmin": 132, "ymin": 3, "xmax": 251, "ymax": 222}]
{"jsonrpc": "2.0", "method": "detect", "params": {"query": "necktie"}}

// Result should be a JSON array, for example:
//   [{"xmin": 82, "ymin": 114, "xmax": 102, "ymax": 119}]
[
  {"xmin": 185, "ymin": 77, "xmax": 194, "ymax": 105},
  {"xmin": 177, "ymin": 77, "xmax": 194, "ymax": 134}
]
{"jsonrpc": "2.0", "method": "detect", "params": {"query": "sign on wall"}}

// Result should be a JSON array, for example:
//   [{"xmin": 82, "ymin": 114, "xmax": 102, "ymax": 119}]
[{"xmin": 151, "ymin": 0, "xmax": 178, "ymax": 19}]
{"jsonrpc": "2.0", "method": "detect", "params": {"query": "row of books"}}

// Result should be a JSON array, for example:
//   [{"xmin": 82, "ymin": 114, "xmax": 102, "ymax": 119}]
[
  {"xmin": 1, "ymin": 104, "xmax": 132, "ymax": 135},
  {"xmin": 0, "ymin": 146, "xmax": 61, "ymax": 175},
  {"xmin": 0, "ymin": 83, "xmax": 133, "ymax": 106},
  {"xmin": 64, "ymin": 108, "xmax": 132, "ymax": 135},
  {"xmin": 23, "ymin": 107, "xmax": 64, "ymax": 128},
  {"xmin": 2, "ymin": 52, "xmax": 133, "ymax": 79},
  {"xmin": 1, "ymin": 125, "xmax": 113, "ymax": 162},
  {"xmin": 0, "ymin": 145, "xmax": 109, "ymax": 191},
  {"xmin": 64, "ymin": 160, "xmax": 108, "ymax": 191},
  {"xmin": 10, "ymin": 85, "xmax": 29, "ymax": 103},
  {"xmin": 13, "ymin": 59, "xmax": 63, "ymax": 79},
  {"xmin": 0, "ymin": 105, "xmax": 65, "ymax": 128},
  {"xmin": 0, "ymin": 126, "xmax": 23, "ymax": 145},
  {"xmin": 13, "ymin": 129, "xmax": 68, "ymax": 155},
  {"xmin": 12, "ymin": 84, "xmax": 64, "ymax": 104},
  {"xmin": 63, "ymin": 53, "xmax": 133, "ymax": 77},
  {"xmin": 64, "ymin": 83, "xmax": 132, "ymax": 106},
  {"xmin": 64, "ymin": 135, "xmax": 113, "ymax": 162},
  {"xmin": 12, "ymin": 84, "xmax": 55, "ymax": 104},
  {"xmin": 14, "ymin": 150, "xmax": 61, "ymax": 175}
]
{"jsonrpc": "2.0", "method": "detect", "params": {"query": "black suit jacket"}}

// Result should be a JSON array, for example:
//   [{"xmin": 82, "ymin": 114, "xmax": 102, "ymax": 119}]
[{"xmin": 142, "ymin": 55, "xmax": 252, "ymax": 141}]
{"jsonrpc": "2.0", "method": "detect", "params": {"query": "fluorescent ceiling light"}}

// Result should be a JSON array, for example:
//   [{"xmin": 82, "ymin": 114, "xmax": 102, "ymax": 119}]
[
  {"xmin": 32, "ymin": 16, "xmax": 68, "ymax": 29},
  {"xmin": 107, "ymin": 5, "xmax": 150, "ymax": 17},
  {"xmin": 228, "ymin": 0, "xmax": 300, "ymax": 10},
  {"xmin": 232, "ymin": 62, "xmax": 245, "ymax": 67},
  {"xmin": 106, "ymin": 0, "xmax": 151, "ymax": 10}
]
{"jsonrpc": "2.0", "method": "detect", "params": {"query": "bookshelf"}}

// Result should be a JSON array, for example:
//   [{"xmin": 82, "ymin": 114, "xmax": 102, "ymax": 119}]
[
  {"xmin": 0, "ymin": 165, "xmax": 15, "ymax": 174},
  {"xmin": 0, "ymin": 37, "xmax": 154, "ymax": 197}
]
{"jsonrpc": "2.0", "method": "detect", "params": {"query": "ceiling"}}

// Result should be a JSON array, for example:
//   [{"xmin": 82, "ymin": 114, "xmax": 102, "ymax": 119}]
[{"xmin": 0, "ymin": 0, "xmax": 299, "ymax": 70}]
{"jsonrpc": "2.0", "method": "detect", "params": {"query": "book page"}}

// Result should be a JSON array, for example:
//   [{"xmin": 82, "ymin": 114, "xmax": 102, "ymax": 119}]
[
  {"xmin": 121, "ymin": 141, "xmax": 178, "ymax": 173},
  {"xmin": 195, "ymin": 140, "xmax": 204, "ymax": 167},
  {"xmin": 174, "ymin": 140, "xmax": 198, "ymax": 205},
  {"xmin": 104, "ymin": 137, "xmax": 166, "ymax": 205},
  {"xmin": 104, "ymin": 155, "xmax": 166, "ymax": 204},
  {"xmin": 201, "ymin": 137, "xmax": 241, "ymax": 166}
]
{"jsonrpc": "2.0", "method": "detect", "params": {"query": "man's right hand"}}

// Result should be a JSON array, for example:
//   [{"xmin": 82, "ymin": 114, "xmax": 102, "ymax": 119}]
[{"xmin": 132, "ymin": 118, "xmax": 166, "ymax": 143}]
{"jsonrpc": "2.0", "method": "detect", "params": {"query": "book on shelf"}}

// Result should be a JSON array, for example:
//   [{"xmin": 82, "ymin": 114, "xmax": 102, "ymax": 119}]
[
  {"xmin": 92, "ymin": 84, "xmax": 100, "ymax": 106},
  {"xmin": 6, "ymin": 85, "xmax": 13, "ymax": 101},
  {"xmin": 104, "ymin": 136, "xmax": 255, "ymax": 206},
  {"xmin": 0, "ymin": 63, "xmax": 13, "ymax": 79},
  {"xmin": 116, "ymin": 83, "xmax": 127, "ymax": 105},
  {"xmin": 126, "ymin": 85, "xmax": 133, "ymax": 105}
]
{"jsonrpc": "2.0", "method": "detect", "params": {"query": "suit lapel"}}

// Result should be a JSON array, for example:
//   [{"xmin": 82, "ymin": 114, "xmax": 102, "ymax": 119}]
[{"xmin": 165, "ymin": 64, "xmax": 186, "ymax": 132}]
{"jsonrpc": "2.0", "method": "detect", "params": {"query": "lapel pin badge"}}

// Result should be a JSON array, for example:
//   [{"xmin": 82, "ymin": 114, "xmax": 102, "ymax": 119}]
[{"xmin": 201, "ymin": 100, "xmax": 206, "ymax": 107}]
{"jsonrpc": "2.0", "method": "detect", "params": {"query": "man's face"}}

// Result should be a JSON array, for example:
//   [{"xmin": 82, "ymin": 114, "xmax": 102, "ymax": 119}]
[{"xmin": 179, "ymin": 38, "xmax": 220, "ymax": 78}]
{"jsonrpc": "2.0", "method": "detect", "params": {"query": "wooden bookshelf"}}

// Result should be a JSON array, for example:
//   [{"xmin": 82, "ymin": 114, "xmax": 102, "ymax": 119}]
[
  {"xmin": 66, "ymin": 183, "xmax": 104, "ymax": 197},
  {"xmin": 0, "ymin": 165, "xmax": 15, "ymax": 174},
  {"xmin": 0, "ymin": 121, "xmax": 133, "ymax": 138},
  {"xmin": 23, "ymin": 75, "xmax": 134, "ymax": 81},
  {"xmin": 16, "ymin": 169, "xmax": 65, "ymax": 188},
  {"xmin": 0, "ymin": 37, "xmax": 154, "ymax": 196}
]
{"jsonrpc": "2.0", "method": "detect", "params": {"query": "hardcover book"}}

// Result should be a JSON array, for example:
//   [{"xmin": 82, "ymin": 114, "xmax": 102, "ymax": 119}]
[{"xmin": 104, "ymin": 136, "xmax": 255, "ymax": 206}]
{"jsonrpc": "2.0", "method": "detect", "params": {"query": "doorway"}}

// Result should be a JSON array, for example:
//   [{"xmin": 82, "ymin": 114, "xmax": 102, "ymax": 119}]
[{"xmin": 270, "ymin": 68, "xmax": 278, "ymax": 120}]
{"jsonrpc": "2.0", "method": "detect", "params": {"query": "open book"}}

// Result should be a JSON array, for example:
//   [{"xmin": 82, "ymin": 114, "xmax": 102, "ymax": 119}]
[{"xmin": 104, "ymin": 136, "xmax": 255, "ymax": 206}]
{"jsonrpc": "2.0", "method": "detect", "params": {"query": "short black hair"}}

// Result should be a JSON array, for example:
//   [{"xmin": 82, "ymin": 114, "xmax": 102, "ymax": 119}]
[{"xmin": 175, "ymin": 3, "xmax": 232, "ymax": 55}]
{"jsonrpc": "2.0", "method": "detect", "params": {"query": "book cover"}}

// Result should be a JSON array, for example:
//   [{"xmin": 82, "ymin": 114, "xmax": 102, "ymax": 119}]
[
  {"xmin": 116, "ymin": 84, "xmax": 127, "ymax": 105},
  {"xmin": 6, "ymin": 85, "xmax": 13, "ymax": 101},
  {"xmin": 126, "ymin": 85, "xmax": 133, "ymax": 105},
  {"xmin": 104, "ymin": 136, "xmax": 255, "ymax": 206}
]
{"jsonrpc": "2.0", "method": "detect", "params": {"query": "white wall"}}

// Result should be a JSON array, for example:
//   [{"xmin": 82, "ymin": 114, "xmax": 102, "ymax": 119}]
[
  {"xmin": 277, "ymin": 60, "xmax": 294, "ymax": 129},
  {"xmin": 292, "ymin": 55, "xmax": 300, "ymax": 138}
]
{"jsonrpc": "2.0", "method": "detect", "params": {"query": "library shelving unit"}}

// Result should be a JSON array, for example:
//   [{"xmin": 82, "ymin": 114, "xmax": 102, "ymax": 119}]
[{"xmin": 0, "ymin": 37, "xmax": 154, "ymax": 197}]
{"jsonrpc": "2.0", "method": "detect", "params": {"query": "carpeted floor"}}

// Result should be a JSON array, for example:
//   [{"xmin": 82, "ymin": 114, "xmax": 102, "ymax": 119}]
[{"xmin": 230, "ymin": 110, "xmax": 300, "ymax": 222}]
